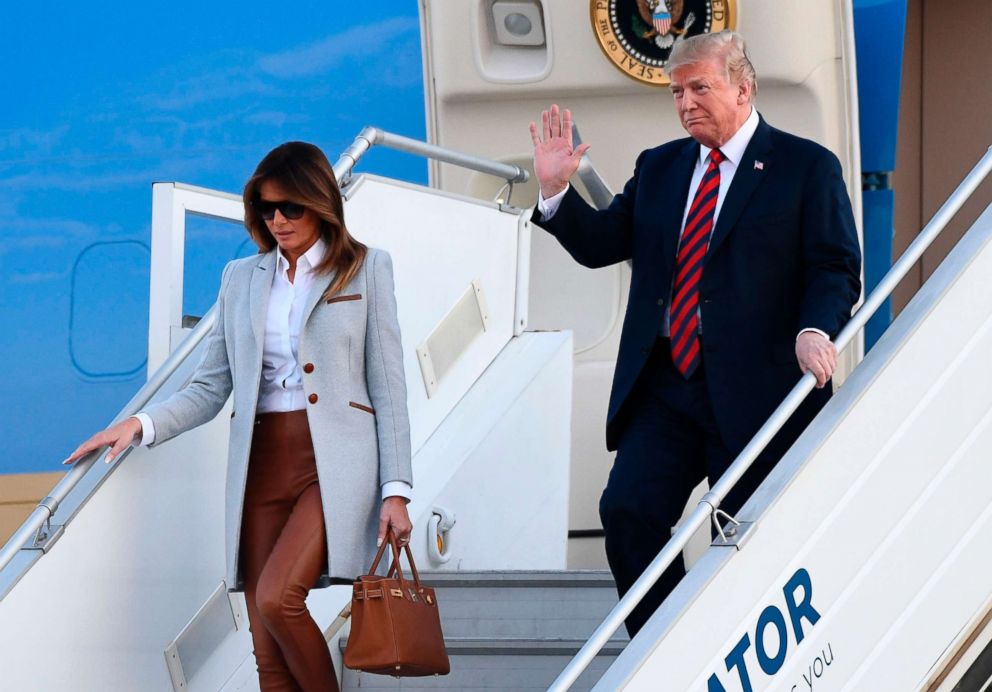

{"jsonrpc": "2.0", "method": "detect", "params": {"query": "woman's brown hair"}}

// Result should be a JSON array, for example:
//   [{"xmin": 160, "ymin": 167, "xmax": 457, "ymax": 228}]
[{"xmin": 243, "ymin": 141, "xmax": 367, "ymax": 300}]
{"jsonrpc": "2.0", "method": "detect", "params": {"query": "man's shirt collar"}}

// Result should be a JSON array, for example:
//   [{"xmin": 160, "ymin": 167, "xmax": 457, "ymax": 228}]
[{"xmin": 699, "ymin": 106, "xmax": 759, "ymax": 167}]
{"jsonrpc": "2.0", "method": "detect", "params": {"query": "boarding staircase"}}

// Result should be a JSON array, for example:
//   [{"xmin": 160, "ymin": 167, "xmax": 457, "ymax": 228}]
[{"xmin": 2, "ymin": 132, "xmax": 992, "ymax": 692}]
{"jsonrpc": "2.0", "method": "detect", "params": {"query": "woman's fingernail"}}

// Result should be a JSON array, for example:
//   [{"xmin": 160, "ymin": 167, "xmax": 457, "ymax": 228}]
[
  {"xmin": 105, "ymin": 456, "xmax": 114, "ymax": 464},
  {"xmin": 376, "ymin": 538, "xmax": 383, "ymax": 547}
]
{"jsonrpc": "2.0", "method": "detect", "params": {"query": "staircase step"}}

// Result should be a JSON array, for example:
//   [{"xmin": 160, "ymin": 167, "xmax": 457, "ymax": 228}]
[
  {"xmin": 415, "ymin": 571, "xmax": 623, "ymax": 639},
  {"xmin": 339, "ymin": 637, "xmax": 621, "ymax": 690},
  {"xmin": 416, "ymin": 570, "xmax": 616, "ymax": 588},
  {"xmin": 339, "ymin": 636, "xmax": 626, "ymax": 656}
]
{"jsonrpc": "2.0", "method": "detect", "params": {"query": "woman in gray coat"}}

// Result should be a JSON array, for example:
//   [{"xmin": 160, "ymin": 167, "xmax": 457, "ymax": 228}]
[{"xmin": 66, "ymin": 141, "xmax": 414, "ymax": 691}]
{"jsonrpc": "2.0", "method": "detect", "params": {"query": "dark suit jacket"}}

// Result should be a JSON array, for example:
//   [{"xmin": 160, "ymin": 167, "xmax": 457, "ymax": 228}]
[{"xmin": 532, "ymin": 117, "xmax": 862, "ymax": 453}]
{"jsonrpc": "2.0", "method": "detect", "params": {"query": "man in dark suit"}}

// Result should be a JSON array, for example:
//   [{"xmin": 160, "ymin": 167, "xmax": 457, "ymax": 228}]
[{"xmin": 528, "ymin": 31, "xmax": 861, "ymax": 635}]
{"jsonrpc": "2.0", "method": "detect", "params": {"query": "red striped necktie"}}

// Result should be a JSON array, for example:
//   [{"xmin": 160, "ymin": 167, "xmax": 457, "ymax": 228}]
[{"xmin": 670, "ymin": 148, "xmax": 724, "ymax": 378}]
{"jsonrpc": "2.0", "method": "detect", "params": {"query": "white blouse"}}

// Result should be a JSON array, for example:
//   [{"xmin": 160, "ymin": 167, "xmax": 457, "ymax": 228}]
[{"xmin": 257, "ymin": 238, "xmax": 326, "ymax": 413}]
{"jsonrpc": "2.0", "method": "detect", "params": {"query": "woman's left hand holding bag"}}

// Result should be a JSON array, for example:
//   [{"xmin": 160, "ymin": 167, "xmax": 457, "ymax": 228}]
[{"xmin": 378, "ymin": 497, "xmax": 412, "ymax": 547}]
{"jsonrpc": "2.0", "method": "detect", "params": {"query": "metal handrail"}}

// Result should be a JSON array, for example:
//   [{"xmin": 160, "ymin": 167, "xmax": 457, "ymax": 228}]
[
  {"xmin": 332, "ymin": 126, "xmax": 529, "ymax": 188},
  {"xmin": 572, "ymin": 124, "xmax": 615, "ymax": 210},
  {"xmin": 0, "ymin": 305, "xmax": 219, "ymax": 576},
  {"xmin": 548, "ymin": 146, "xmax": 992, "ymax": 691}
]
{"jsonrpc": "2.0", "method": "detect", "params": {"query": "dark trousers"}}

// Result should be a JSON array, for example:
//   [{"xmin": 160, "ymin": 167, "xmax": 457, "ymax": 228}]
[
  {"xmin": 599, "ymin": 339, "xmax": 778, "ymax": 636},
  {"xmin": 240, "ymin": 410, "xmax": 339, "ymax": 692}
]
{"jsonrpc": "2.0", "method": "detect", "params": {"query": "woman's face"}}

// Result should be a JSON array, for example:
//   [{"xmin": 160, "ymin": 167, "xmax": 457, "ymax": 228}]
[{"xmin": 257, "ymin": 179, "xmax": 321, "ymax": 259}]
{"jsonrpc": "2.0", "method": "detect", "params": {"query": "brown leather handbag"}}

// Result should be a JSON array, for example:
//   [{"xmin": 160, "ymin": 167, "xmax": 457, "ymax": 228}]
[{"xmin": 343, "ymin": 531, "xmax": 450, "ymax": 677}]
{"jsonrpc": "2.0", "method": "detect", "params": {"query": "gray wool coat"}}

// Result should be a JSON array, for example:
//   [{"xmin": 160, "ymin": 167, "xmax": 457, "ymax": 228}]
[{"xmin": 141, "ymin": 246, "xmax": 413, "ymax": 590}]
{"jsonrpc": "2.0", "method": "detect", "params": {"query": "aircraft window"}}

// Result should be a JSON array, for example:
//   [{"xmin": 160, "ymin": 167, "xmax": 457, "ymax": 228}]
[{"xmin": 70, "ymin": 240, "xmax": 150, "ymax": 378}]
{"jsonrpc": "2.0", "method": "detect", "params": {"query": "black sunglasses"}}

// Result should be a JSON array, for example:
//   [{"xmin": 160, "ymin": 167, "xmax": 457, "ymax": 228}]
[{"xmin": 253, "ymin": 199, "xmax": 306, "ymax": 221}]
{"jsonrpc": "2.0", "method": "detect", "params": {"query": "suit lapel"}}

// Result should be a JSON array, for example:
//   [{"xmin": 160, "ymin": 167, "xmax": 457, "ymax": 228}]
[
  {"xmin": 303, "ymin": 267, "xmax": 338, "ymax": 326},
  {"xmin": 249, "ymin": 251, "xmax": 276, "ymax": 354},
  {"xmin": 660, "ymin": 140, "xmax": 702, "ymax": 278},
  {"xmin": 707, "ymin": 117, "xmax": 774, "ymax": 255}
]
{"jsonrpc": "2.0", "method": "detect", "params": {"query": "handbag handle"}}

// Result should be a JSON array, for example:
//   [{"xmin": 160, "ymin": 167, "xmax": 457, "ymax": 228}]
[
  {"xmin": 386, "ymin": 538, "xmax": 423, "ymax": 588},
  {"xmin": 366, "ymin": 530, "xmax": 423, "ymax": 590},
  {"xmin": 367, "ymin": 530, "xmax": 394, "ymax": 575}
]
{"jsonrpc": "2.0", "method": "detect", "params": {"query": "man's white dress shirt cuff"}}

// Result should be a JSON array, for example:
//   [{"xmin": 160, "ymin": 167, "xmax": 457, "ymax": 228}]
[
  {"xmin": 796, "ymin": 328, "xmax": 831, "ymax": 341},
  {"xmin": 382, "ymin": 481, "xmax": 412, "ymax": 502},
  {"xmin": 132, "ymin": 413, "xmax": 155, "ymax": 447},
  {"xmin": 537, "ymin": 185, "xmax": 570, "ymax": 220}
]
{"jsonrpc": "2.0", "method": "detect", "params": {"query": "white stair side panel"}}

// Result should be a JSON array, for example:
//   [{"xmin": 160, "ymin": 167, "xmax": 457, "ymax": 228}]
[
  {"xmin": 592, "ymin": 204, "xmax": 992, "ymax": 691},
  {"xmin": 840, "ymin": 415, "xmax": 992, "ymax": 691},
  {"xmin": 412, "ymin": 330, "xmax": 573, "ymax": 571},
  {"xmin": 0, "ymin": 404, "xmax": 233, "ymax": 692},
  {"xmin": 343, "ymin": 176, "xmax": 522, "ymax": 456},
  {"xmin": 218, "ymin": 651, "xmax": 262, "ymax": 692}
]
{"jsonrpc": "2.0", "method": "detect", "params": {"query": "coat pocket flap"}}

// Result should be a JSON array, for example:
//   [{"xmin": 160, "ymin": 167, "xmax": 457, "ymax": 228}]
[{"xmin": 326, "ymin": 293, "xmax": 363, "ymax": 304}]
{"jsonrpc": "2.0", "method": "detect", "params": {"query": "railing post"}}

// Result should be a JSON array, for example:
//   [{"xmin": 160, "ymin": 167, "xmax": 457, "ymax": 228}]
[{"xmin": 149, "ymin": 183, "xmax": 186, "ymax": 374}]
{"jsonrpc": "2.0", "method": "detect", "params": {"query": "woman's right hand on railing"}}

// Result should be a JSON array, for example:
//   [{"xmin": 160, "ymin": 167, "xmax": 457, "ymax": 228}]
[{"xmin": 63, "ymin": 417, "xmax": 144, "ymax": 466}]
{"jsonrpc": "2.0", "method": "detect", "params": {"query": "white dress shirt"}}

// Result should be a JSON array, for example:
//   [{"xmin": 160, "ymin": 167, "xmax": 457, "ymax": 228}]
[
  {"xmin": 135, "ymin": 237, "xmax": 411, "ymax": 501},
  {"xmin": 257, "ymin": 238, "xmax": 325, "ymax": 414},
  {"xmin": 537, "ymin": 107, "xmax": 827, "ymax": 342}
]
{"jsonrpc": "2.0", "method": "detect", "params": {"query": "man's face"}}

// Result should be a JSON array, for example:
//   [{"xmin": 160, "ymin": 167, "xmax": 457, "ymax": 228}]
[{"xmin": 669, "ymin": 57, "xmax": 750, "ymax": 149}]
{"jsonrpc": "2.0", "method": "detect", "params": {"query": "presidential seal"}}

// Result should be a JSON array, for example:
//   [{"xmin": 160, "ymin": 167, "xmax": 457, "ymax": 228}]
[{"xmin": 591, "ymin": 0, "xmax": 736, "ymax": 86}]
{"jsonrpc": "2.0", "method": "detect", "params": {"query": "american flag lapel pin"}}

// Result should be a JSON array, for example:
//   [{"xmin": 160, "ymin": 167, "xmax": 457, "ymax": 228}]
[{"xmin": 754, "ymin": 160, "xmax": 764, "ymax": 171}]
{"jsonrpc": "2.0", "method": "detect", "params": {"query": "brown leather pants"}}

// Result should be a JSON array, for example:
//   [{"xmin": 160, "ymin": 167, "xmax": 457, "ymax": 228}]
[{"xmin": 241, "ymin": 410, "xmax": 339, "ymax": 692}]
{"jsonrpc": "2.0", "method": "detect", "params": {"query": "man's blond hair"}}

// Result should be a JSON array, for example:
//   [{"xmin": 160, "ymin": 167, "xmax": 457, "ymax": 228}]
[{"xmin": 668, "ymin": 30, "xmax": 757, "ymax": 99}]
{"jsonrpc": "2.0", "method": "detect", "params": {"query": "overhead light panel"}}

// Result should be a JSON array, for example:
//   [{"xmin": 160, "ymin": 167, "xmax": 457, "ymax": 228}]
[{"xmin": 492, "ymin": 1, "xmax": 546, "ymax": 47}]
